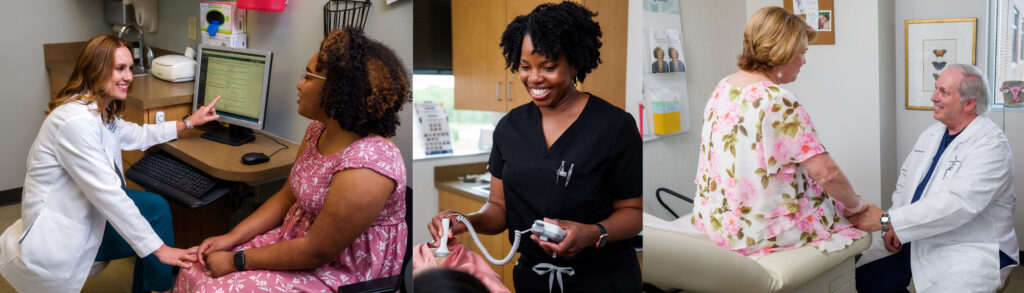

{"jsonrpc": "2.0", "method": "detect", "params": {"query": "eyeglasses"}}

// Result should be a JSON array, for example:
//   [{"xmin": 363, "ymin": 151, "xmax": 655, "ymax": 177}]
[{"xmin": 300, "ymin": 71, "xmax": 327, "ymax": 84}]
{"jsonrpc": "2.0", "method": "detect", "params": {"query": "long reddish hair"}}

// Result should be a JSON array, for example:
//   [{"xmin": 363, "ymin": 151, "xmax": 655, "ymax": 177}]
[{"xmin": 48, "ymin": 34, "xmax": 131, "ymax": 124}]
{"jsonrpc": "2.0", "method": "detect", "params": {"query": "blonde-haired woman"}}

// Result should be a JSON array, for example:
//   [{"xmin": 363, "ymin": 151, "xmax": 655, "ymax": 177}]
[
  {"xmin": 0, "ymin": 33, "xmax": 218, "ymax": 292},
  {"xmin": 691, "ymin": 6, "xmax": 877, "ymax": 257}
]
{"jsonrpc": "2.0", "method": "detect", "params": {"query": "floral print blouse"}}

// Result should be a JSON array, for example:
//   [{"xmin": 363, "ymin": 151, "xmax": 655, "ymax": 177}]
[{"xmin": 692, "ymin": 77, "xmax": 864, "ymax": 257}]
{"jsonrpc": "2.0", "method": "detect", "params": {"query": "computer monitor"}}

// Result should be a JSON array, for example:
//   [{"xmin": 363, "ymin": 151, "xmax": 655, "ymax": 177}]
[{"xmin": 192, "ymin": 45, "xmax": 273, "ymax": 146}]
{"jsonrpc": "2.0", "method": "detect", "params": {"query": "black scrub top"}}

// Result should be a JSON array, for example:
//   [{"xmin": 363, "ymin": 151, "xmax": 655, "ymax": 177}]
[{"xmin": 488, "ymin": 94, "xmax": 642, "ymax": 270}]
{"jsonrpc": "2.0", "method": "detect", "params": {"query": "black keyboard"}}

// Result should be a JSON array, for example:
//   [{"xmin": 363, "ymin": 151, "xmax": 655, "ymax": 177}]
[{"xmin": 125, "ymin": 152, "xmax": 230, "ymax": 208}]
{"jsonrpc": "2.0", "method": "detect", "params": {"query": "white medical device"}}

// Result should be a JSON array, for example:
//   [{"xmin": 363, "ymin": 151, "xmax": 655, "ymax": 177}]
[
  {"xmin": 435, "ymin": 215, "xmax": 566, "ymax": 265},
  {"xmin": 151, "ymin": 55, "xmax": 196, "ymax": 82}
]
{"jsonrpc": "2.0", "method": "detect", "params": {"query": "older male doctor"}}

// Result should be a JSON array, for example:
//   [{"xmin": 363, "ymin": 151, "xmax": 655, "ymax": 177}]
[{"xmin": 852, "ymin": 64, "xmax": 1018, "ymax": 292}]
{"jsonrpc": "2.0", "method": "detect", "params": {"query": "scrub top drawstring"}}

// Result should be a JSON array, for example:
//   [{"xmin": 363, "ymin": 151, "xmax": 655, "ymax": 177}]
[{"xmin": 532, "ymin": 263, "xmax": 575, "ymax": 293}]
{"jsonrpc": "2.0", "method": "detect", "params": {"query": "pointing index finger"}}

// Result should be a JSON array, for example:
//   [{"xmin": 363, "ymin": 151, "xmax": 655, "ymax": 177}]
[{"xmin": 208, "ymin": 96, "xmax": 222, "ymax": 108}]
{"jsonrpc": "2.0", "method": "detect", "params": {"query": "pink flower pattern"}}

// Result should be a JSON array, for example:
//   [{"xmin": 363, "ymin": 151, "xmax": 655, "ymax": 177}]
[
  {"xmin": 175, "ymin": 121, "xmax": 407, "ymax": 291},
  {"xmin": 692, "ymin": 78, "xmax": 864, "ymax": 257}
]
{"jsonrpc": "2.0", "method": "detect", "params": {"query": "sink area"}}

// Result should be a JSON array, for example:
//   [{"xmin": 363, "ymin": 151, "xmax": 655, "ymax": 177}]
[{"xmin": 471, "ymin": 185, "xmax": 490, "ymax": 194}]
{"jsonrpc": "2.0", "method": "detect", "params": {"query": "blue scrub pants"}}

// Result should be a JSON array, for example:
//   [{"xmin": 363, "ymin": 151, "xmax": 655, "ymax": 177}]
[
  {"xmin": 856, "ymin": 243, "xmax": 1016, "ymax": 293},
  {"xmin": 94, "ymin": 188, "xmax": 174, "ymax": 293}
]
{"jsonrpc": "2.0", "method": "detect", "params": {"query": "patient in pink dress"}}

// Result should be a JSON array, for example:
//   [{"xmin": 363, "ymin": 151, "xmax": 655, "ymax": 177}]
[{"xmin": 174, "ymin": 27, "xmax": 410, "ymax": 292}]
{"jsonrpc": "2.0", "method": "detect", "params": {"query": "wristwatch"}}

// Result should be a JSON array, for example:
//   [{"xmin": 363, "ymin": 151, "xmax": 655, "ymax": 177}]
[
  {"xmin": 595, "ymin": 223, "xmax": 609, "ymax": 248},
  {"xmin": 233, "ymin": 250, "xmax": 247, "ymax": 272},
  {"xmin": 880, "ymin": 212, "xmax": 891, "ymax": 233},
  {"xmin": 181, "ymin": 114, "xmax": 194, "ymax": 130}
]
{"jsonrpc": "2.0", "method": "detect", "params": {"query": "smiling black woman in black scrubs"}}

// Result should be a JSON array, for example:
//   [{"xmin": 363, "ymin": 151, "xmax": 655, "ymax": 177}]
[{"xmin": 428, "ymin": 2, "xmax": 642, "ymax": 292}]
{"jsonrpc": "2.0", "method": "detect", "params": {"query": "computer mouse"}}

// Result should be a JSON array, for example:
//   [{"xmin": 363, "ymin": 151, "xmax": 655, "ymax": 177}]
[{"xmin": 241, "ymin": 152, "xmax": 270, "ymax": 165}]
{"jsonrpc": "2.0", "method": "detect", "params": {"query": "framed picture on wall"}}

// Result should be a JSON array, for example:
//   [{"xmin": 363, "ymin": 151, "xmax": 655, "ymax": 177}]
[{"xmin": 905, "ymin": 18, "xmax": 976, "ymax": 110}]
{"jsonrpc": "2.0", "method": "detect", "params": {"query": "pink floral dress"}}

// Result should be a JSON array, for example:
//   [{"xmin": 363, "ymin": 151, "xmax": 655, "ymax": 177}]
[
  {"xmin": 691, "ymin": 77, "xmax": 864, "ymax": 257},
  {"xmin": 175, "ymin": 121, "xmax": 407, "ymax": 292}
]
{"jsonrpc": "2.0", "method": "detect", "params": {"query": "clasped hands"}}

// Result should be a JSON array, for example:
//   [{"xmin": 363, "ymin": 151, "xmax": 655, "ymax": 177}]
[
  {"xmin": 847, "ymin": 204, "xmax": 902, "ymax": 253},
  {"xmin": 166, "ymin": 233, "xmax": 243, "ymax": 278}
]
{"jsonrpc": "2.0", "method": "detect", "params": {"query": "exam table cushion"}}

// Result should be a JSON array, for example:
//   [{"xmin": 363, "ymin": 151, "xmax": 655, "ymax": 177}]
[{"xmin": 643, "ymin": 212, "xmax": 871, "ymax": 293}]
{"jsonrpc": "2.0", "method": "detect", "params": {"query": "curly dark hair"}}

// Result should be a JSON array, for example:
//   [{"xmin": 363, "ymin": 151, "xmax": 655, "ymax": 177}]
[
  {"xmin": 317, "ymin": 28, "xmax": 411, "ymax": 137},
  {"xmin": 499, "ymin": 1, "xmax": 602, "ymax": 84}
]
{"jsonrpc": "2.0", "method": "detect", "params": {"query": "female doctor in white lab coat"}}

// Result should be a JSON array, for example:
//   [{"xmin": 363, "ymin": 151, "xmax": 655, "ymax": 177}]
[{"xmin": 0, "ymin": 34, "xmax": 219, "ymax": 292}]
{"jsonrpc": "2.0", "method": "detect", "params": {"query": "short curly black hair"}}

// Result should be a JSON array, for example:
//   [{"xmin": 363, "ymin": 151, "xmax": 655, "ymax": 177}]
[
  {"xmin": 499, "ymin": 1, "xmax": 602, "ymax": 84},
  {"xmin": 317, "ymin": 28, "xmax": 411, "ymax": 137}
]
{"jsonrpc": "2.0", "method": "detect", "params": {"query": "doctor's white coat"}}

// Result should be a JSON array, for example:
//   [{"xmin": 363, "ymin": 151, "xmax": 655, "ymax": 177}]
[
  {"xmin": 859, "ymin": 116, "xmax": 1018, "ymax": 293},
  {"xmin": 0, "ymin": 101, "xmax": 177, "ymax": 292}
]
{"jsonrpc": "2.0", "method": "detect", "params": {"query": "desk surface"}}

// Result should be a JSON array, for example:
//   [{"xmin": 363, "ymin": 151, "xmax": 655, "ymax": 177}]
[{"xmin": 160, "ymin": 128, "xmax": 299, "ymax": 184}]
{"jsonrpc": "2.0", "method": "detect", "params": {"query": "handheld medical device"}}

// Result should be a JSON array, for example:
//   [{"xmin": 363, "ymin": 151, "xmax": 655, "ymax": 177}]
[
  {"xmin": 531, "ymin": 220, "xmax": 567, "ymax": 243},
  {"xmin": 436, "ymin": 215, "xmax": 566, "ymax": 265}
]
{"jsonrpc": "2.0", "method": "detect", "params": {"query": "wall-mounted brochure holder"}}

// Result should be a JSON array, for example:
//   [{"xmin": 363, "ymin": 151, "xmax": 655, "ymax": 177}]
[{"xmin": 640, "ymin": 2, "xmax": 690, "ymax": 141}]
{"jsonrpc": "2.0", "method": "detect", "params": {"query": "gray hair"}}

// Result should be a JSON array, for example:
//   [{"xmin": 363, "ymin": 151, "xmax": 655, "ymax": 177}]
[{"xmin": 945, "ymin": 64, "xmax": 989, "ymax": 115}]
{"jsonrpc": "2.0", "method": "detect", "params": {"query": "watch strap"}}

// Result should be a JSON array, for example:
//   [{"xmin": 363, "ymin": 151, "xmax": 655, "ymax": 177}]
[
  {"xmin": 233, "ymin": 250, "xmax": 247, "ymax": 271},
  {"xmin": 182, "ymin": 114, "xmax": 194, "ymax": 130},
  {"xmin": 595, "ymin": 223, "xmax": 608, "ymax": 248},
  {"xmin": 880, "ymin": 212, "xmax": 891, "ymax": 233}
]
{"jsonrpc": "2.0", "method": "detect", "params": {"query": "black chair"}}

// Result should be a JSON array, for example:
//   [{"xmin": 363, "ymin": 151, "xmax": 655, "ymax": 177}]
[{"xmin": 338, "ymin": 186, "xmax": 413, "ymax": 293}]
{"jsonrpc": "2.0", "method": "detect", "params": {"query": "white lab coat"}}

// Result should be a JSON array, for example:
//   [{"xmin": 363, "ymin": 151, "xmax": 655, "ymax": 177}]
[
  {"xmin": 0, "ymin": 101, "xmax": 177, "ymax": 292},
  {"xmin": 858, "ymin": 116, "xmax": 1018, "ymax": 293}
]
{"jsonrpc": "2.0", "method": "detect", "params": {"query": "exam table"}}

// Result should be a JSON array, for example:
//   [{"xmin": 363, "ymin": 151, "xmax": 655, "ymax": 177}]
[{"xmin": 643, "ymin": 188, "xmax": 871, "ymax": 293}]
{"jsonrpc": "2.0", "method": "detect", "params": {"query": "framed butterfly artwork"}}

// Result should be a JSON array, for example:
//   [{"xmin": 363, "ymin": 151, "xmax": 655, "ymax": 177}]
[{"xmin": 905, "ymin": 18, "xmax": 977, "ymax": 110}]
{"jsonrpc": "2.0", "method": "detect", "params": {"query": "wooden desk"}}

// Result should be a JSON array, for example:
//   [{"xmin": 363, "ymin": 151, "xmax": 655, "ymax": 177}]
[
  {"xmin": 158, "ymin": 129, "xmax": 298, "ymax": 248},
  {"xmin": 160, "ymin": 128, "xmax": 299, "ymax": 184}
]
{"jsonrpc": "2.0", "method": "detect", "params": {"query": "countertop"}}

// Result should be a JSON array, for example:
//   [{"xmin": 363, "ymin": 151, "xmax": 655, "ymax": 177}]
[
  {"xmin": 44, "ymin": 42, "xmax": 194, "ymax": 110},
  {"xmin": 436, "ymin": 179, "xmax": 489, "ymax": 201}
]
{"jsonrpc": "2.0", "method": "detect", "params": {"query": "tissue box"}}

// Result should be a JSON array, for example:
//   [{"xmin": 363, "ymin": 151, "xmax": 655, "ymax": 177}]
[
  {"xmin": 200, "ymin": 2, "xmax": 246, "ymax": 36},
  {"xmin": 201, "ymin": 32, "xmax": 247, "ymax": 48}
]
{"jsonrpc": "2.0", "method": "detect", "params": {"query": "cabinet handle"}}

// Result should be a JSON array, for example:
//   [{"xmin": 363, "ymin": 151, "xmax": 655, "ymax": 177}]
[
  {"xmin": 506, "ymin": 82, "xmax": 511, "ymax": 102},
  {"xmin": 495, "ymin": 82, "xmax": 501, "ymax": 101}
]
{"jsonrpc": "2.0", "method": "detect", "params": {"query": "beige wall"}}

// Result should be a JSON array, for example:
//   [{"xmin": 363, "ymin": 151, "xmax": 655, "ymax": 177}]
[{"xmin": 0, "ymin": 0, "xmax": 109, "ymax": 190}]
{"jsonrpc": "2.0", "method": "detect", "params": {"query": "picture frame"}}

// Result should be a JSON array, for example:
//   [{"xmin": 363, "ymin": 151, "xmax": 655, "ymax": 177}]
[{"xmin": 905, "ymin": 18, "xmax": 977, "ymax": 110}]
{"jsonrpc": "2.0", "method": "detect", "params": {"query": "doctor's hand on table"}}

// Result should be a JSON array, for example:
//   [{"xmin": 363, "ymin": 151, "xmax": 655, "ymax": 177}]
[
  {"xmin": 532, "ymin": 218, "xmax": 600, "ymax": 259},
  {"xmin": 153, "ymin": 244, "xmax": 199, "ymax": 269}
]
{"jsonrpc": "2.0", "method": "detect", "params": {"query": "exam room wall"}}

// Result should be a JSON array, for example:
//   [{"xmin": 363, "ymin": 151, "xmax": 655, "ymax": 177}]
[
  {"xmin": 893, "ymin": 0, "xmax": 1024, "ymax": 249},
  {"xmin": 146, "ymin": 0, "xmax": 415, "ymax": 182},
  {"xmin": 742, "ymin": 0, "xmax": 894, "ymax": 218},
  {"xmin": 639, "ymin": 0, "xmax": 747, "ymax": 220},
  {"xmin": 0, "ymin": 0, "xmax": 109, "ymax": 191}
]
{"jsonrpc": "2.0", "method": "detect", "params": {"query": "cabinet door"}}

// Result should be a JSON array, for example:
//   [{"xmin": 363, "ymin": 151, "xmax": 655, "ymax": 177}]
[
  {"xmin": 580, "ymin": 0, "xmax": 628, "ymax": 110},
  {"xmin": 502, "ymin": 0, "xmax": 552, "ymax": 110},
  {"xmin": 452, "ymin": 0, "xmax": 508, "ymax": 112}
]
